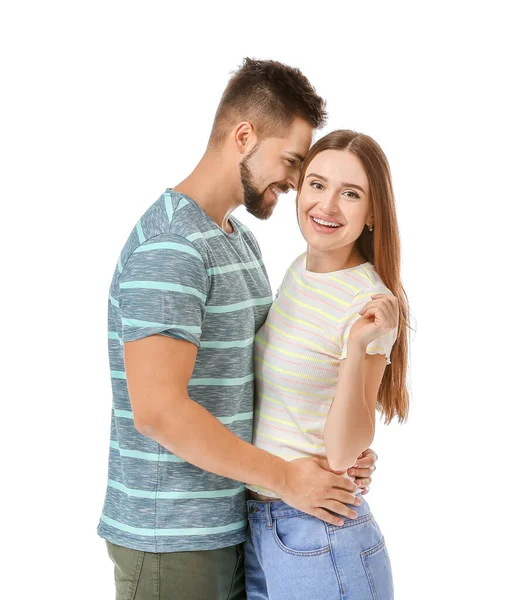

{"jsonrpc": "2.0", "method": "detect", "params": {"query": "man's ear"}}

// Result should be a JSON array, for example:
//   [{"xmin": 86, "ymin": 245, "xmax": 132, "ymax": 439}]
[{"xmin": 234, "ymin": 121, "xmax": 257, "ymax": 155}]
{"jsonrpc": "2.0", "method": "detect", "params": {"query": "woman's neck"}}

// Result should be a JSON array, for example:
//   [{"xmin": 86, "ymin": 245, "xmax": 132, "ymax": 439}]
[{"xmin": 305, "ymin": 245, "xmax": 366, "ymax": 274}]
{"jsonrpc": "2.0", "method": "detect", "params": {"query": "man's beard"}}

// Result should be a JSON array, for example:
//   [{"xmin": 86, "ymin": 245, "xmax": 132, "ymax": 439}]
[{"xmin": 239, "ymin": 147, "xmax": 275, "ymax": 221}]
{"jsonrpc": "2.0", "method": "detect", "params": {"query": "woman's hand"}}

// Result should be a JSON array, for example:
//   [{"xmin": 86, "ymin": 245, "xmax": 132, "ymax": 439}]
[
  {"xmin": 347, "ymin": 448, "xmax": 378, "ymax": 495},
  {"xmin": 349, "ymin": 293, "xmax": 398, "ymax": 348}
]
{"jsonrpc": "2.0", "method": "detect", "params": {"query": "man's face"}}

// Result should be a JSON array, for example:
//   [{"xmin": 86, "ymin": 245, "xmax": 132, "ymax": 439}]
[{"xmin": 239, "ymin": 117, "xmax": 313, "ymax": 220}]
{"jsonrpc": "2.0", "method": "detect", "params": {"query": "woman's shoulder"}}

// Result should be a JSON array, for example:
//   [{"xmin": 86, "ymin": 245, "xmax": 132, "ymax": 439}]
[{"xmin": 347, "ymin": 263, "xmax": 393, "ymax": 302}]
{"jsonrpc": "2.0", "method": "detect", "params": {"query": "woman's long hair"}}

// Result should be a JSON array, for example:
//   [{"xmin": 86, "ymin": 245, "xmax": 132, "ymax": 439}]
[{"xmin": 298, "ymin": 130, "xmax": 410, "ymax": 423}]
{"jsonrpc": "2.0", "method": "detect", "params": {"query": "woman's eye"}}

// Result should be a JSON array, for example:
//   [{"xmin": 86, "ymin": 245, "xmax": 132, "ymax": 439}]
[
  {"xmin": 310, "ymin": 182, "xmax": 324, "ymax": 190},
  {"xmin": 343, "ymin": 190, "xmax": 359, "ymax": 199}
]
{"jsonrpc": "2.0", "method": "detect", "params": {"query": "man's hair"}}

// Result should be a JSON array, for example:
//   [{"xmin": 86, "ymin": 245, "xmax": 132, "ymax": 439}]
[{"xmin": 208, "ymin": 58, "xmax": 327, "ymax": 147}]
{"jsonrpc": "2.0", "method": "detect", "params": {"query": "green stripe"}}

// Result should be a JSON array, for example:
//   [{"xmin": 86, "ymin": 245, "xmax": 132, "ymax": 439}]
[
  {"xmin": 205, "ymin": 296, "xmax": 272, "ymax": 314},
  {"xmin": 120, "ymin": 281, "xmax": 206, "ymax": 301},
  {"xmin": 111, "ymin": 371, "xmax": 127, "ymax": 380},
  {"xmin": 109, "ymin": 294, "xmax": 119, "ymax": 308},
  {"xmin": 186, "ymin": 229, "xmax": 224, "ymax": 242},
  {"xmin": 110, "ymin": 440, "xmax": 185, "ymax": 462},
  {"xmin": 114, "ymin": 409, "xmax": 133, "ymax": 418},
  {"xmin": 108, "ymin": 331, "xmax": 123, "ymax": 345},
  {"xmin": 189, "ymin": 375, "xmax": 254, "ymax": 386},
  {"xmin": 108, "ymin": 479, "xmax": 245, "ymax": 499},
  {"xmin": 133, "ymin": 242, "xmax": 202, "ymax": 262},
  {"xmin": 200, "ymin": 337, "xmax": 254, "ymax": 349},
  {"xmin": 207, "ymin": 259, "xmax": 263, "ymax": 276},
  {"xmin": 217, "ymin": 411, "xmax": 253, "ymax": 424},
  {"xmin": 100, "ymin": 514, "xmax": 247, "ymax": 536},
  {"xmin": 164, "ymin": 194, "xmax": 173, "ymax": 222},
  {"xmin": 177, "ymin": 198, "xmax": 189, "ymax": 211},
  {"xmin": 113, "ymin": 408, "xmax": 252, "ymax": 421},
  {"xmin": 121, "ymin": 318, "xmax": 201, "ymax": 334},
  {"xmin": 136, "ymin": 220, "xmax": 145, "ymax": 243}
]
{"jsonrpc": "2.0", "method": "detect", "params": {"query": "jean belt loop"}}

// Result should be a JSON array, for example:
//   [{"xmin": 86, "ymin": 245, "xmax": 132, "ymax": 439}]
[{"xmin": 265, "ymin": 502, "xmax": 273, "ymax": 529}]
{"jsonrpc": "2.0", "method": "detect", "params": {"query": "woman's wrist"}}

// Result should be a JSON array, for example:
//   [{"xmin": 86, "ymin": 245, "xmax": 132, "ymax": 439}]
[{"xmin": 347, "ymin": 336, "xmax": 369, "ymax": 357}]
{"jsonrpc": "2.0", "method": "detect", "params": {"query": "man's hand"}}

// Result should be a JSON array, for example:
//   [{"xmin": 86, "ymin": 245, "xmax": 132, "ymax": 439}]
[
  {"xmin": 347, "ymin": 448, "xmax": 378, "ymax": 495},
  {"xmin": 277, "ymin": 457, "xmax": 362, "ymax": 526}
]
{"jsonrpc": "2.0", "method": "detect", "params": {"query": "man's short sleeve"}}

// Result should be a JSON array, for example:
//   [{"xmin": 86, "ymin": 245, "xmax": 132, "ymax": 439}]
[
  {"xmin": 118, "ymin": 235, "xmax": 209, "ymax": 347},
  {"xmin": 340, "ymin": 284, "xmax": 398, "ymax": 365}
]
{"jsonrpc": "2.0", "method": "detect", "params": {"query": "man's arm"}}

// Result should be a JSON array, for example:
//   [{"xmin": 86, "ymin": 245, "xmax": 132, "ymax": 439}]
[{"xmin": 125, "ymin": 334, "xmax": 362, "ymax": 526}]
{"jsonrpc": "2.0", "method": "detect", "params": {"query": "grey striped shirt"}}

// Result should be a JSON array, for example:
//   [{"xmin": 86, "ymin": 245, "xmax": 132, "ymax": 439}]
[{"xmin": 97, "ymin": 190, "xmax": 272, "ymax": 552}]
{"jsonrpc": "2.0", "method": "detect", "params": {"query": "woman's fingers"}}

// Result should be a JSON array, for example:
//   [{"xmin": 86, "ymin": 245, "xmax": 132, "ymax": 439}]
[
  {"xmin": 349, "ymin": 466, "xmax": 374, "ymax": 479},
  {"xmin": 354, "ymin": 452, "xmax": 377, "ymax": 468},
  {"xmin": 354, "ymin": 477, "xmax": 372, "ymax": 488}
]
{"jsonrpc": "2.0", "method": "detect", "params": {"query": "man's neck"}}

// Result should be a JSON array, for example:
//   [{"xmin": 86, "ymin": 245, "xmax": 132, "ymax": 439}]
[{"xmin": 173, "ymin": 151, "xmax": 242, "ymax": 232}]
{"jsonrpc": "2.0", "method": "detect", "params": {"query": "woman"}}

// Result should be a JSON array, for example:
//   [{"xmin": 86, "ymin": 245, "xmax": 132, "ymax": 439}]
[{"xmin": 244, "ymin": 130, "xmax": 410, "ymax": 599}]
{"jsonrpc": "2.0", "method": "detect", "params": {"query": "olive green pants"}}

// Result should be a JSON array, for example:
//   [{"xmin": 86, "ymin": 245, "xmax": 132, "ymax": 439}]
[{"xmin": 106, "ymin": 541, "xmax": 246, "ymax": 600}]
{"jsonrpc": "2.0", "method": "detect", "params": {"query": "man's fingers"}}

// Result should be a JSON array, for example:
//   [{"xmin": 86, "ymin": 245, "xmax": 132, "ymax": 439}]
[
  {"xmin": 319, "ymin": 500, "xmax": 359, "ymax": 520},
  {"xmin": 327, "ymin": 473, "xmax": 358, "ymax": 493},
  {"xmin": 328, "ymin": 488, "xmax": 362, "ymax": 507},
  {"xmin": 312, "ymin": 508, "xmax": 345, "ymax": 527}
]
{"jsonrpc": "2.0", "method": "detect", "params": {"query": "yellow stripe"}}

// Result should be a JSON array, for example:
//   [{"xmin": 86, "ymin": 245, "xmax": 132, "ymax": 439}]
[
  {"xmin": 256, "ymin": 373, "xmax": 332, "ymax": 400},
  {"xmin": 256, "ymin": 355, "xmax": 337, "ymax": 385},
  {"xmin": 367, "ymin": 345, "xmax": 387, "ymax": 353},
  {"xmin": 255, "ymin": 335, "xmax": 330, "ymax": 365},
  {"xmin": 257, "ymin": 430, "xmax": 323, "ymax": 451},
  {"xmin": 257, "ymin": 410, "xmax": 299, "ymax": 428},
  {"xmin": 249, "ymin": 484, "xmax": 276, "ymax": 495},
  {"xmin": 257, "ymin": 410, "xmax": 325, "ymax": 434},
  {"xmin": 289, "ymin": 267, "xmax": 351, "ymax": 307},
  {"xmin": 266, "ymin": 322, "xmax": 329, "ymax": 353},
  {"xmin": 353, "ymin": 269, "xmax": 373, "ymax": 284},
  {"xmin": 271, "ymin": 303, "xmax": 325, "ymax": 333},
  {"xmin": 259, "ymin": 391, "xmax": 329, "ymax": 416},
  {"xmin": 283, "ymin": 288, "xmax": 344, "ymax": 323},
  {"xmin": 328, "ymin": 276, "xmax": 360, "ymax": 293}
]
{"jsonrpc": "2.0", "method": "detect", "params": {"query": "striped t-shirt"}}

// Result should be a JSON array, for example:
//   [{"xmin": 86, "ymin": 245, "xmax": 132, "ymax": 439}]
[
  {"xmin": 97, "ymin": 190, "xmax": 273, "ymax": 552},
  {"xmin": 247, "ymin": 253, "xmax": 397, "ymax": 497}
]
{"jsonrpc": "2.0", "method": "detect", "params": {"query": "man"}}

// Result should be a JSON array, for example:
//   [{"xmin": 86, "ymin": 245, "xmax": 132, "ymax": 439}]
[{"xmin": 99, "ymin": 58, "xmax": 380, "ymax": 599}]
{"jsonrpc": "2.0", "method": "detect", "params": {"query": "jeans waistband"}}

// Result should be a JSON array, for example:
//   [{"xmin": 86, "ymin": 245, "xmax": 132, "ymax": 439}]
[{"xmin": 247, "ymin": 494, "xmax": 370, "ymax": 521}]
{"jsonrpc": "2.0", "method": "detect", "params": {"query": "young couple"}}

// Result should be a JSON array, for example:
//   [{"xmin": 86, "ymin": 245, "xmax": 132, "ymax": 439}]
[{"xmin": 98, "ymin": 58, "xmax": 409, "ymax": 600}]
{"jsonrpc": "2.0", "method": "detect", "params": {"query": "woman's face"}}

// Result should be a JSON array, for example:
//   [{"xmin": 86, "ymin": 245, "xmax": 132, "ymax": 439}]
[{"xmin": 297, "ymin": 149, "xmax": 373, "ymax": 255}]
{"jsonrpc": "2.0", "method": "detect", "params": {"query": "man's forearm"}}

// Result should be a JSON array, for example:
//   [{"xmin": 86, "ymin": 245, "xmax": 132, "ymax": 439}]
[{"xmin": 136, "ymin": 395, "xmax": 288, "ymax": 492}]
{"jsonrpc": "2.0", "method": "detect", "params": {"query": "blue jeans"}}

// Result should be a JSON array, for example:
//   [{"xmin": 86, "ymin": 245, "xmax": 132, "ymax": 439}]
[{"xmin": 244, "ymin": 495, "xmax": 393, "ymax": 599}]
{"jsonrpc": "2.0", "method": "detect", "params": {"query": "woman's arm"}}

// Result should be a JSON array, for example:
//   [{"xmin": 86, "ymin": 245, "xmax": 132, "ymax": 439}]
[
  {"xmin": 324, "ymin": 345, "xmax": 387, "ymax": 472},
  {"xmin": 324, "ymin": 293, "xmax": 398, "ymax": 472}
]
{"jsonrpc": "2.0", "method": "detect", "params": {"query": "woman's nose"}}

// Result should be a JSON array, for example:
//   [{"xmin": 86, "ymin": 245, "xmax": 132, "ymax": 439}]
[{"xmin": 318, "ymin": 192, "xmax": 339, "ymax": 214}]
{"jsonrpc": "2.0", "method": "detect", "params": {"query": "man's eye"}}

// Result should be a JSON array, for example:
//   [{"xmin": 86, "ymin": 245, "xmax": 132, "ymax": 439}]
[{"xmin": 286, "ymin": 159, "xmax": 296, "ymax": 166}]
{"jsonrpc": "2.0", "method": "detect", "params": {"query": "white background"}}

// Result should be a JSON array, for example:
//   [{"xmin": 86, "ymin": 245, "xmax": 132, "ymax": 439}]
[{"xmin": 2, "ymin": 1, "xmax": 515, "ymax": 598}]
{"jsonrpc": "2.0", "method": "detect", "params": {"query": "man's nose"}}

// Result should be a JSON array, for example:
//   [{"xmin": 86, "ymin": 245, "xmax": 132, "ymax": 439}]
[{"xmin": 287, "ymin": 172, "xmax": 300, "ymax": 191}]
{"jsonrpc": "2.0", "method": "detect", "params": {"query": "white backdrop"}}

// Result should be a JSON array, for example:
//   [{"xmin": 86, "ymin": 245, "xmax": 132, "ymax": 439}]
[{"xmin": 2, "ymin": 1, "xmax": 515, "ymax": 598}]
